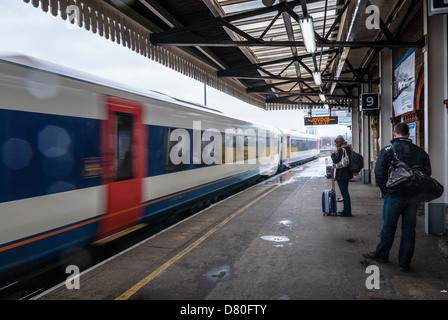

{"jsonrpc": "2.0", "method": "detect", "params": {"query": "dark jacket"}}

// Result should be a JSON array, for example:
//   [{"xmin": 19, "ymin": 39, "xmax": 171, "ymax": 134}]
[
  {"xmin": 374, "ymin": 137, "xmax": 431, "ymax": 196},
  {"xmin": 331, "ymin": 145, "xmax": 354, "ymax": 180}
]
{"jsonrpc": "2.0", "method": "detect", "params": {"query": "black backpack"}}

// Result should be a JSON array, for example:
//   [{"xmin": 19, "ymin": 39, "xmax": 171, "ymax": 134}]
[{"xmin": 349, "ymin": 149, "xmax": 363, "ymax": 173}]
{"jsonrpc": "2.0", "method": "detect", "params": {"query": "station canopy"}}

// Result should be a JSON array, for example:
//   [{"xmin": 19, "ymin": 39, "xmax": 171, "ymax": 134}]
[{"xmin": 23, "ymin": 0, "xmax": 424, "ymax": 110}]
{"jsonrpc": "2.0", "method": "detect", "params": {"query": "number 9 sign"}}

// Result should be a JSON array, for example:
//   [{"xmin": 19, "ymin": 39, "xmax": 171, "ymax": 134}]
[{"xmin": 360, "ymin": 93, "xmax": 380, "ymax": 111}]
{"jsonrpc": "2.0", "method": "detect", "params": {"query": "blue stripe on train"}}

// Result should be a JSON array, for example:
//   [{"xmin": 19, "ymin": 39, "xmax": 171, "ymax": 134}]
[{"xmin": 0, "ymin": 109, "xmax": 101, "ymax": 203}]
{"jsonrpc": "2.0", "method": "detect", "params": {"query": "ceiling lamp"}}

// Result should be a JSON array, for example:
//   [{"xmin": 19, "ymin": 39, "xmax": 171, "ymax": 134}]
[
  {"xmin": 313, "ymin": 71, "xmax": 322, "ymax": 86},
  {"xmin": 299, "ymin": 16, "xmax": 316, "ymax": 53},
  {"xmin": 319, "ymin": 93, "xmax": 326, "ymax": 102}
]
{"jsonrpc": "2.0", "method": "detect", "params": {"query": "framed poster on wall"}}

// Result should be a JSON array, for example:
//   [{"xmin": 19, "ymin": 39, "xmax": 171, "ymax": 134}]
[{"xmin": 393, "ymin": 48, "xmax": 415, "ymax": 117}]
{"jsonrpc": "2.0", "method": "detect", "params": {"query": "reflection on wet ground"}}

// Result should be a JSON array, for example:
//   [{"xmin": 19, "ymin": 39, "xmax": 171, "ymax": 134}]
[{"xmin": 267, "ymin": 156, "xmax": 330, "ymax": 185}]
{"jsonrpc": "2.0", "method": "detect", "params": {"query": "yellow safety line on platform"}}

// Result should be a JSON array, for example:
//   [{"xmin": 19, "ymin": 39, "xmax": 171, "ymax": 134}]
[{"xmin": 115, "ymin": 184, "xmax": 282, "ymax": 300}]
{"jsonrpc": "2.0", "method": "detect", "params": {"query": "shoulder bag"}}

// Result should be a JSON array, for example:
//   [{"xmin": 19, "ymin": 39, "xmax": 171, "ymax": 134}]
[
  {"xmin": 334, "ymin": 148, "xmax": 350, "ymax": 169},
  {"xmin": 386, "ymin": 144, "xmax": 444, "ymax": 202},
  {"xmin": 386, "ymin": 145, "xmax": 414, "ymax": 190}
]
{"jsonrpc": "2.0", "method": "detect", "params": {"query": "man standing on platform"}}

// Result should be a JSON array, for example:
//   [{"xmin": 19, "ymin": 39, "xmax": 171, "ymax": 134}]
[{"xmin": 363, "ymin": 122, "xmax": 431, "ymax": 272}]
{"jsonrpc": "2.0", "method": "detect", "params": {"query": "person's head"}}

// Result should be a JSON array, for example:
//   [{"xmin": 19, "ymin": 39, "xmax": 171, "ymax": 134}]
[
  {"xmin": 393, "ymin": 122, "xmax": 410, "ymax": 138},
  {"xmin": 334, "ymin": 135, "xmax": 346, "ymax": 148}
]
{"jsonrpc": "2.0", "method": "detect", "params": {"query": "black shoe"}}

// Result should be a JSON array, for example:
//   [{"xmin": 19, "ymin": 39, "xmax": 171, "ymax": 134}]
[
  {"xmin": 363, "ymin": 251, "xmax": 388, "ymax": 263},
  {"xmin": 337, "ymin": 212, "xmax": 352, "ymax": 217},
  {"xmin": 399, "ymin": 265, "xmax": 410, "ymax": 272}
]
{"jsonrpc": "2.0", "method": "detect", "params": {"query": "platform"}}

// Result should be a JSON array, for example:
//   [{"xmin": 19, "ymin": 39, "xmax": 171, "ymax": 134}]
[{"xmin": 35, "ymin": 157, "xmax": 448, "ymax": 300}]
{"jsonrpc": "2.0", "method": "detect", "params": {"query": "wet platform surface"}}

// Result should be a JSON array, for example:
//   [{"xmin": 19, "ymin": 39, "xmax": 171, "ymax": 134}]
[{"xmin": 36, "ymin": 157, "xmax": 448, "ymax": 300}]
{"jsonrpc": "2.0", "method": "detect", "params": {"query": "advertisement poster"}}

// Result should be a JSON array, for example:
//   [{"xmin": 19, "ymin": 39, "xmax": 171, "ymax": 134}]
[
  {"xmin": 393, "ymin": 48, "xmax": 415, "ymax": 116},
  {"xmin": 408, "ymin": 122, "xmax": 416, "ymax": 144}
]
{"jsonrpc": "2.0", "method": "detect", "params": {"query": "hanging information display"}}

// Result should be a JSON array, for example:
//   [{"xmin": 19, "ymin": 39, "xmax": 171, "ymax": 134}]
[{"xmin": 304, "ymin": 116, "xmax": 338, "ymax": 126}]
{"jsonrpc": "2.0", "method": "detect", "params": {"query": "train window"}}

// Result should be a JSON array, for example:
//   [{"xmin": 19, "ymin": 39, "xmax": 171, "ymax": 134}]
[
  {"xmin": 265, "ymin": 132, "xmax": 270, "ymax": 157},
  {"xmin": 116, "ymin": 112, "xmax": 133, "ymax": 181}
]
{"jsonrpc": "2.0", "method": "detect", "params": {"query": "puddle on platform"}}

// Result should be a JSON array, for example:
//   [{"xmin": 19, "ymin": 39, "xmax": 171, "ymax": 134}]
[
  {"xmin": 204, "ymin": 265, "xmax": 231, "ymax": 282},
  {"xmin": 278, "ymin": 219, "xmax": 294, "ymax": 228},
  {"xmin": 260, "ymin": 235, "xmax": 292, "ymax": 248},
  {"xmin": 260, "ymin": 235, "xmax": 290, "ymax": 242},
  {"xmin": 275, "ymin": 219, "xmax": 298, "ymax": 231}
]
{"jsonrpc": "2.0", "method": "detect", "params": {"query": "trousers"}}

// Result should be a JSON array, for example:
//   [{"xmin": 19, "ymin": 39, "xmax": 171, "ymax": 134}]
[
  {"xmin": 375, "ymin": 193, "xmax": 420, "ymax": 267},
  {"xmin": 336, "ymin": 179, "xmax": 351, "ymax": 215}
]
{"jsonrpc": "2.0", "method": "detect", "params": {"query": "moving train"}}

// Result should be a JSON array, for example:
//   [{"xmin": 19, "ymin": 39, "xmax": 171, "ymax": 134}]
[{"xmin": 0, "ymin": 56, "xmax": 319, "ymax": 280}]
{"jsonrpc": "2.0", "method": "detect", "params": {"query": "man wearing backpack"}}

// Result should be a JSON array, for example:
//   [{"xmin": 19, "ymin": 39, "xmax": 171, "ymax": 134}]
[{"xmin": 364, "ymin": 122, "xmax": 431, "ymax": 272}]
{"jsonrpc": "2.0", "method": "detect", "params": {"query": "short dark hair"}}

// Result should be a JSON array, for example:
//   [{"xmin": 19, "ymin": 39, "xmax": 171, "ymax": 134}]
[{"xmin": 394, "ymin": 122, "xmax": 409, "ymax": 136}]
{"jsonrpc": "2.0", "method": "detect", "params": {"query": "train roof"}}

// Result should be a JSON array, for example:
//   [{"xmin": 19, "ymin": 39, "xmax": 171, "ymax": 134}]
[
  {"xmin": 0, "ymin": 54, "xmax": 298, "ymax": 134},
  {"xmin": 277, "ymin": 127, "xmax": 318, "ymax": 139},
  {"xmin": 0, "ymin": 54, "xmax": 225, "ymax": 116}
]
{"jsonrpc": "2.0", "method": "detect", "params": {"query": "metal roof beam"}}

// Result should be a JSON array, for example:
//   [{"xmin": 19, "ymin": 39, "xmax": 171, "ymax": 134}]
[
  {"xmin": 217, "ymin": 48, "xmax": 339, "ymax": 77},
  {"xmin": 150, "ymin": 33, "xmax": 425, "ymax": 49},
  {"xmin": 217, "ymin": 73, "xmax": 379, "ymax": 85},
  {"xmin": 265, "ymin": 98, "xmax": 347, "ymax": 107},
  {"xmin": 255, "ymin": 91, "xmax": 357, "ymax": 99},
  {"xmin": 325, "ymin": 0, "xmax": 352, "ymax": 39},
  {"xmin": 221, "ymin": 0, "xmax": 324, "ymax": 23}
]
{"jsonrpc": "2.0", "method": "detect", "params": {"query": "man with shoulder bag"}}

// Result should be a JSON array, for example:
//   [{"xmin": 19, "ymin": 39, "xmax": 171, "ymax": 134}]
[{"xmin": 363, "ymin": 123, "xmax": 432, "ymax": 272}]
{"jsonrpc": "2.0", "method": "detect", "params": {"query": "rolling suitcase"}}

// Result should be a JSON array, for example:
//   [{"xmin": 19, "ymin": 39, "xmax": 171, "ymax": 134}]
[
  {"xmin": 322, "ymin": 163, "xmax": 337, "ymax": 216},
  {"xmin": 322, "ymin": 187, "xmax": 337, "ymax": 216}
]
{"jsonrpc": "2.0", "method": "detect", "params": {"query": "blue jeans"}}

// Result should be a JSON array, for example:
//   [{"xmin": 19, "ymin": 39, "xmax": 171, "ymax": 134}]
[
  {"xmin": 375, "ymin": 193, "xmax": 420, "ymax": 267},
  {"xmin": 337, "ymin": 179, "xmax": 351, "ymax": 215}
]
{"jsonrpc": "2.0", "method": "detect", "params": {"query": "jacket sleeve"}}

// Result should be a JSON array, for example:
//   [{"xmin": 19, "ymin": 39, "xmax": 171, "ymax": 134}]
[
  {"xmin": 374, "ymin": 147, "xmax": 390, "ymax": 194},
  {"xmin": 331, "ymin": 148, "xmax": 342, "ymax": 164}
]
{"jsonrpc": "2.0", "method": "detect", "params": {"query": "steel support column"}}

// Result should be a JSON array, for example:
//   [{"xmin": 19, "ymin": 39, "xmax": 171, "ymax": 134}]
[
  {"xmin": 423, "ymin": 2, "xmax": 448, "ymax": 235},
  {"xmin": 379, "ymin": 48, "xmax": 393, "ymax": 149}
]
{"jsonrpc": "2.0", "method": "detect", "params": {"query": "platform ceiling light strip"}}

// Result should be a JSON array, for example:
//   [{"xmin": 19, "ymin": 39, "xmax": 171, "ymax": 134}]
[
  {"xmin": 298, "ymin": 16, "xmax": 317, "ymax": 54},
  {"xmin": 312, "ymin": 71, "xmax": 322, "ymax": 86},
  {"xmin": 21, "ymin": 0, "xmax": 265, "ymax": 108},
  {"xmin": 319, "ymin": 93, "xmax": 326, "ymax": 102}
]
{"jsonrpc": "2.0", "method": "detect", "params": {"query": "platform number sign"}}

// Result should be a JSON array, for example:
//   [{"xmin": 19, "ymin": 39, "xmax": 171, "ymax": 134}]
[
  {"xmin": 428, "ymin": 0, "xmax": 448, "ymax": 16},
  {"xmin": 360, "ymin": 93, "xmax": 380, "ymax": 112}
]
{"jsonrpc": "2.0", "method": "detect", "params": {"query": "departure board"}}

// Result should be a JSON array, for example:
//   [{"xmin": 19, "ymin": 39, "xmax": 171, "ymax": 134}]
[{"xmin": 304, "ymin": 116, "xmax": 338, "ymax": 126}]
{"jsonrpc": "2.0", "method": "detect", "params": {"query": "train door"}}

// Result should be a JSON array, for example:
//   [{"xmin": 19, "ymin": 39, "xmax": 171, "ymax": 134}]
[
  {"xmin": 99, "ymin": 96, "xmax": 146, "ymax": 238},
  {"xmin": 286, "ymin": 134, "xmax": 291, "ymax": 164}
]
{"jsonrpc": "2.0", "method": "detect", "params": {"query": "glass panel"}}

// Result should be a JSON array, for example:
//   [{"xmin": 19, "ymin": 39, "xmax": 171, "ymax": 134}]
[{"xmin": 116, "ymin": 112, "xmax": 133, "ymax": 181}]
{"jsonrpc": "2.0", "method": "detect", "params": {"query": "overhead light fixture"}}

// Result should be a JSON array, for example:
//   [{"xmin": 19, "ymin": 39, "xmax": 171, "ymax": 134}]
[
  {"xmin": 299, "ymin": 16, "xmax": 316, "ymax": 53},
  {"xmin": 319, "ymin": 93, "xmax": 326, "ymax": 102},
  {"xmin": 313, "ymin": 71, "xmax": 322, "ymax": 86}
]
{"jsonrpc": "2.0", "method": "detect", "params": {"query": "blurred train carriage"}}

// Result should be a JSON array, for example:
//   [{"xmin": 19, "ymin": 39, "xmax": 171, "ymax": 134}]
[{"xmin": 0, "ymin": 56, "xmax": 318, "ymax": 280}]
